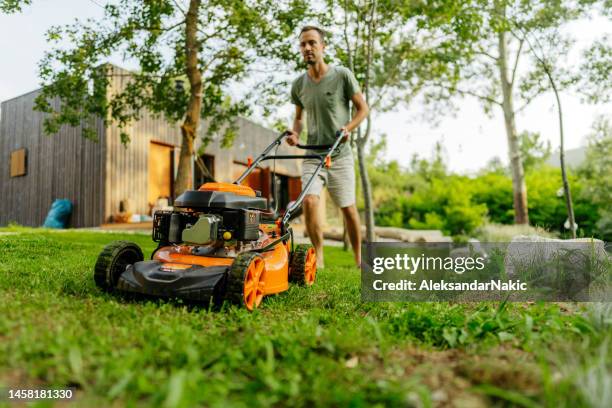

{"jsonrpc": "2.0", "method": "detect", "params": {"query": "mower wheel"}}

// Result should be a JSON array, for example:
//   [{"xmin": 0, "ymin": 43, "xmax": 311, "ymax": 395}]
[
  {"xmin": 94, "ymin": 240, "xmax": 143, "ymax": 290},
  {"xmin": 289, "ymin": 244, "xmax": 317, "ymax": 286},
  {"xmin": 226, "ymin": 252, "xmax": 266, "ymax": 311}
]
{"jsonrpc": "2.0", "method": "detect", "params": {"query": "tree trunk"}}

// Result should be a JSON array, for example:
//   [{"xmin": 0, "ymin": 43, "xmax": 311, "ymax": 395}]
[
  {"xmin": 174, "ymin": 0, "xmax": 202, "ymax": 197},
  {"xmin": 357, "ymin": 132, "xmax": 375, "ymax": 243},
  {"xmin": 356, "ymin": 0, "xmax": 377, "ymax": 243},
  {"xmin": 550, "ymin": 74, "xmax": 576, "ymax": 237},
  {"xmin": 522, "ymin": 32, "xmax": 576, "ymax": 237},
  {"xmin": 497, "ymin": 29, "xmax": 529, "ymax": 224}
]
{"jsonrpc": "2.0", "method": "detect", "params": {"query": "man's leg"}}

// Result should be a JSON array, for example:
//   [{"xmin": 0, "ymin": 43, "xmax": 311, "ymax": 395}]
[
  {"xmin": 341, "ymin": 204, "xmax": 361, "ymax": 267},
  {"xmin": 327, "ymin": 153, "xmax": 360, "ymax": 267},
  {"xmin": 303, "ymin": 194, "xmax": 325, "ymax": 268}
]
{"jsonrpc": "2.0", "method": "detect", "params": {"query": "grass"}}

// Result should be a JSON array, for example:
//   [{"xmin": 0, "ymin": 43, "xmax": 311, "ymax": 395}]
[{"xmin": 0, "ymin": 227, "xmax": 610, "ymax": 407}]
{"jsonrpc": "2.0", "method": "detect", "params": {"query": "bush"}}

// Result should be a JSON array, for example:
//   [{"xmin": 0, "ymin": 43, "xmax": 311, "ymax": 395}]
[
  {"xmin": 594, "ymin": 209, "xmax": 612, "ymax": 241},
  {"xmin": 471, "ymin": 172, "xmax": 514, "ymax": 224},
  {"xmin": 366, "ymin": 134, "xmax": 607, "ymax": 240},
  {"xmin": 525, "ymin": 167, "xmax": 568, "ymax": 231},
  {"xmin": 375, "ymin": 176, "xmax": 487, "ymax": 236},
  {"xmin": 375, "ymin": 195, "xmax": 410, "ymax": 227}
]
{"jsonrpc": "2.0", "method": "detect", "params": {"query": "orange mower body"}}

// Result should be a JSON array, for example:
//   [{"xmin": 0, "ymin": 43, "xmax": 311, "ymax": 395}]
[{"xmin": 94, "ymin": 183, "xmax": 317, "ymax": 311}]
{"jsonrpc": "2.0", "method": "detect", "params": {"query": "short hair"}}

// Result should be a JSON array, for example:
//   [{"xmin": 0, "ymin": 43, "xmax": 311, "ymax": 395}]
[{"xmin": 299, "ymin": 25, "xmax": 326, "ymax": 44}]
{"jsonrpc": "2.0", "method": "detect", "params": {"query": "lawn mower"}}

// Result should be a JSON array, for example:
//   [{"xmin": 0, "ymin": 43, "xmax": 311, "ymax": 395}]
[{"xmin": 93, "ymin": 130, "xmax": 346, "ymax": 311}]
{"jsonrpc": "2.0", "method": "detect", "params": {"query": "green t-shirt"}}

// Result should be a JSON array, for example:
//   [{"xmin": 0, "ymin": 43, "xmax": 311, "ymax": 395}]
[{"xmin": 291, "ymin": 65, "xmax": 361, "ymax": 158}]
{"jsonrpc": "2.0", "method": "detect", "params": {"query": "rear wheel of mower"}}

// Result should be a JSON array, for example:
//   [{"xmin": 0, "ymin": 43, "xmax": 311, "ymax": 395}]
[
  {"xmin": 290, "ymin": 244, "xmax": 317, "ymax": 286},
  {"xmin": 94, "ymin": 241, "xmax": 143, "ymax": 290},
  {"xmin": 226, "ymin": 252, "xmax": 266, "ymax": 311}
]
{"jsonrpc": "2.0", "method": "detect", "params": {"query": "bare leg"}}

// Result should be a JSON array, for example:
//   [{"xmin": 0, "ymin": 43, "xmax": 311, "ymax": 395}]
[
  {"xmin": 341, "ymin": 205, "xmax": 361, "ymax": 267},
  {"xmin": 303, "ymin": 194, "xmax": 324, "ymax": 268}
]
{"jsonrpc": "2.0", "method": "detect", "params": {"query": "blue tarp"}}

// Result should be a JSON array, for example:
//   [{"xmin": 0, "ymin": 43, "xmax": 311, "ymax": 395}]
[{"xmin": 43, "ymin": 199, "xmax": 73, "ymax": 229}]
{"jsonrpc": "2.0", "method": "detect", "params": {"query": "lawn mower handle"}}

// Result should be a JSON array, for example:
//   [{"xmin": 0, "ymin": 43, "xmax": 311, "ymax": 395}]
[
  {"xmin": 233, "ymin": 130, "xmax": 346, "ymax": 231},
  {"xmin": 282, "ymin": 131, "xmax": 346, "ymax": 227},
  {"xmin": 234, "ymin": 130, "xmax": 291, "ymax": 185},
  {"xmin": 234, "ymin": 130, "xmax": 345, "ymax": 185}
]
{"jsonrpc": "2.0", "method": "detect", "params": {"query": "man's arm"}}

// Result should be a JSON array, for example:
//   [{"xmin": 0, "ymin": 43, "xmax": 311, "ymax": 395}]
[
  {"xmin": 340, "ymin": 92, "xmax": 369, "ymax": 138},
  {"xmin": 286, "ymin": 104, "xmax": 303, "ymax": 146}
]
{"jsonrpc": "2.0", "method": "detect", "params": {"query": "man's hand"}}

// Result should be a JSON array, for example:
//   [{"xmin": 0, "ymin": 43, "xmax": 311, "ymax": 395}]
[
  {"xmin": 286, "ymin": 130, "xmax": 299, "ymax": 146},
  {"xmin": 339, "ymin": 126, "xmax": 350, "ymax": 143}
]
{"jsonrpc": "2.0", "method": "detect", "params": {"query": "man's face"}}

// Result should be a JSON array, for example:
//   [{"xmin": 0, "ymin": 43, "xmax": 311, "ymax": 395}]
[{"xmin": 299, "ymin": 30, "xmax": 325, "ymax": 65}]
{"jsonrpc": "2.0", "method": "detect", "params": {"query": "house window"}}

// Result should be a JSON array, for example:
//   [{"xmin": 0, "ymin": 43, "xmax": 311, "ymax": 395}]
[{"xmin": 10, "ymin": 148, "xmax": 27, "ymax": 177}]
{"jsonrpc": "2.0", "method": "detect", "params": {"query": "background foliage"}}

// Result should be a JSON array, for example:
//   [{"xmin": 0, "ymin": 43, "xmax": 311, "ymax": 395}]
[{"xmin": 365, "ymin": 124, "xmax": 610, "ymax": 240}]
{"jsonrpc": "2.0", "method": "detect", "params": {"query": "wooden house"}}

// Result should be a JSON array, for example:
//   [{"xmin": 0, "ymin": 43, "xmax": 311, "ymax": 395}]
[{"xmin": 0, "ymin": 65, "xmax": 304, "ymax": 228}]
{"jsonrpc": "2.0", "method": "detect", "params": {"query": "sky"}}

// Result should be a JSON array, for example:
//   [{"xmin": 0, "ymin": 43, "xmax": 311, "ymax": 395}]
[{"xmin": 0, "ymin": 0, "xmax": 610, "ymax": 174}]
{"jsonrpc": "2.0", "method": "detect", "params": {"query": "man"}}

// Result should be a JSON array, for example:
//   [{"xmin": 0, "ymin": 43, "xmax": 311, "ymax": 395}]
[{"xmin": 286, "ymin": 25, "xmax": 369, "ymax": 268}]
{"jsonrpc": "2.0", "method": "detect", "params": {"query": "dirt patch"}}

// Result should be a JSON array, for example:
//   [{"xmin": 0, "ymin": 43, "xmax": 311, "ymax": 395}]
[
  {"xmin": 455, "ymin": 347, "xmax": 541, "ymax": 394},
  {"xmin": 356, "ymin": 345, "xmax": 541, "ymax": 407},
  {"xmin": 0, "ymin": 368, "xmax": 46, "ymax": 389},
  {"xmin": 0, "ymin": 369, "xmax": 50, "ymax": 407}
]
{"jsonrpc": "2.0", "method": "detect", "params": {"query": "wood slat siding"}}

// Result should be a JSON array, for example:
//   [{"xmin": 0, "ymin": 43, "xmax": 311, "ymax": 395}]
[
  {"xmin": 104, "ymin": 65, "xmax": 183, "ymax": 221},
  {"xmin": 0, "ymin": 90, "xmax": 106, "ymax": 227},
  {"xmin": 1, "ymin": 64, "xmax": 302, "ymax": 227},
  {"xmin": 197, "ymin": 117, "xmax": 303, "ymax": 182}
]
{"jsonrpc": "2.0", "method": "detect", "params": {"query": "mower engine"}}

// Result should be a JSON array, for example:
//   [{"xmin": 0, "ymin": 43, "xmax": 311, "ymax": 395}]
[
  {"xmin": 153, "ymin": 209, "xmax": 260, "ymax": 246},
  {"xmin": 152, "ymin": 182, "xmax": 271, "ymax": 256}
]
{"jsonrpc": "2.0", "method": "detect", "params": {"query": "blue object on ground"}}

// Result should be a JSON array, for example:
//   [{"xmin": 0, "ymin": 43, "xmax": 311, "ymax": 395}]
[{"xmin": 43, "ymin": 199, "xmax": 73, "ymax": 228}]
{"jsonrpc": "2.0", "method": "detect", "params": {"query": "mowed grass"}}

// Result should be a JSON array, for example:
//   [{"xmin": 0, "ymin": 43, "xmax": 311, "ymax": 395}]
[{"xmin": 0, "ymin": 227, "xmax": 610, "ymax": 407}]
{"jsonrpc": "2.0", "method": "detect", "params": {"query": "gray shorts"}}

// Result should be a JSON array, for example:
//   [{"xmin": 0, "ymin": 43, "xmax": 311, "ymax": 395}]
[{"xmin": 301, "ymin": 153, "xmax": 356, "ymax": 208}]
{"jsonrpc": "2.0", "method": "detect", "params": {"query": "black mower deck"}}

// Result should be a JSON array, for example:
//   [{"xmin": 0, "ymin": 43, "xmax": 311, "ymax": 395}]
[{"xmin": 117, "ymin": 261, "xmax": 228, "ymax": 301}]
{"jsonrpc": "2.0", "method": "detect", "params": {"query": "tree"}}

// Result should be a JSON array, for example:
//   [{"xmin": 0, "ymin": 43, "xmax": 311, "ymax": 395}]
[
  {"xmin": 578, "ymin": 116, "xmax": 612, "ymax": 240},
  {"xmin": 510, "ymin": 1, "xmax": 611, "ymax": 237},
  {"xmin": 577, "ymin": 0, "xmax": 611, "ymax": 104},
  {"xmin": 578, "ymin": 35, "xmax": 612, "ymax": 104},
  {"xmin": 519, "ymin": 28, "xmax": 579, "ymax": 236},
  {"xmin": 0, "ymin": 0, "xmax": 30, "ymax": 12},
  {"xmin": 426, "ymin": 0, "xmax": 594, "ymax": 225},
  {"xmin": 8, "ymin": 0, "xmax": 306, "ymax": 196},
  {"xmin": 322, "ymin": 0, "xmax": 480, "ymax": 241}
]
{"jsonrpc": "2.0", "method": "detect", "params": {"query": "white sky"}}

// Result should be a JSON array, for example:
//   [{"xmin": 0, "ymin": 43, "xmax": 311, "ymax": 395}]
[{"xmin": 1, "ymin": 0, "xmax": 610, "ymax": 174}]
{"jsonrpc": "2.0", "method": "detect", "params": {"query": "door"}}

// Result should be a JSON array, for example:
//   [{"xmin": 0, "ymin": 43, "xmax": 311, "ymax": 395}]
[
  {"xmin": 233, "ymin": 162, "xmax": 263, "ymax": 191},
  {"xmin": 288, "ymin": 177, "xmax": 302, "ymax": 202},
  {"xmin": 193, "ymin": 154, "xmax": 215, "ymax": 188},
  {"xmin": 148, "ymin": 142, "xmax": 174, "ymax": 208}
]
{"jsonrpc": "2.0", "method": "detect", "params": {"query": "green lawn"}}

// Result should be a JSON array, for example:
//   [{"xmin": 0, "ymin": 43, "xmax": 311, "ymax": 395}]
[{"xmin": 0, "ymin": 227, "xmax": 609, "ymax": 407}]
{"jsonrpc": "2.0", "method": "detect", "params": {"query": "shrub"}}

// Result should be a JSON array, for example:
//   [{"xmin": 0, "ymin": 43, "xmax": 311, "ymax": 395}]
[
  {"xmin": 377, "ymin": 176, "xmax": 487, "ymax": 236},
  {"xmin": 471, "ymin": 172, "xmax": 514, "ymax": 224},
  {"xmin": 366, "ymin": 135, "xmax": 607, "ymax": 240}
]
